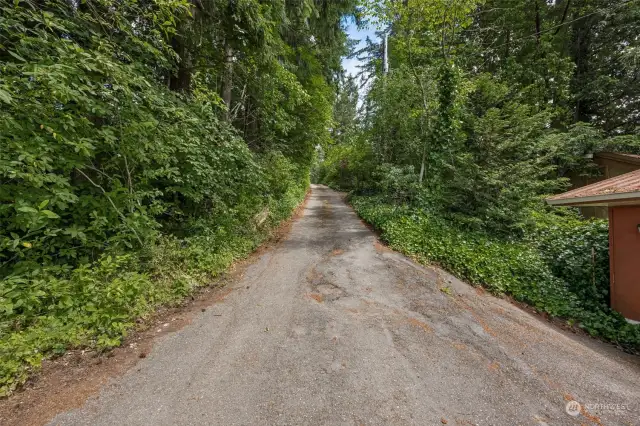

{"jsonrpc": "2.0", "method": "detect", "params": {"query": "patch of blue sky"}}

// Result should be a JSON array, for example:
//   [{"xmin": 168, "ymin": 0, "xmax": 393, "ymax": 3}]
[{"xmin": 342, "ymin": 22, "xmax": 380, "ymax": 78}]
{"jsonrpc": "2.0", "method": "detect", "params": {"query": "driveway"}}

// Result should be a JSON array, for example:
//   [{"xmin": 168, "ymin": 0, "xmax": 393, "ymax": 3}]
[{"xmin": 48, "ymin": 185, "xmax": 639, "ymax": 425}]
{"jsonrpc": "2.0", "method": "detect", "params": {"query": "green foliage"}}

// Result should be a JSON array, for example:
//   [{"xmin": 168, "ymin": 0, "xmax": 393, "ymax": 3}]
[
  {"xmin": 331, "ymin": 76, "xmax": 360, "ymax": 146},
  {"xmin": 341, "ymin": 0, "xmax": 639, "ymax": 234},
  {"xmin": 351, "ymin": 196, "xmax": 640, "ymax": 350},
  {"xmin": 0, "ymin": 154, "xmax": 307, "ymax": 396},
  {"xmin": 1, "ymin": 0, "xmax": 262, "ymax": 275},
  {"xmin": 319, "ymin": 0, "xmax": 639, "ymax": 360},
  {"xmin": 532, "ymin": 214, "xmax": 611, "ymax": 309},
  {"xmin": 316, "ymin": 137, "xmax": 375, "ymax": 191},
  {"xmin": 261, "ymin": 152, "xmax": 310, "ymax": 222},
  {"xmin": 0, "ymin": 0, "xmax": 354, "ymax": 394},
  {"xmin": 372, "ymin": 165, "xmax": 422, "ymax": 204}
]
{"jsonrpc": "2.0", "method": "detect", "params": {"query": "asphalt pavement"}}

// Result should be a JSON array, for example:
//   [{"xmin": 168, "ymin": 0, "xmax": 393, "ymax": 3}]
[{"xmin": 49, "ymin": 185, "xmax": 640, "ymax": 426}]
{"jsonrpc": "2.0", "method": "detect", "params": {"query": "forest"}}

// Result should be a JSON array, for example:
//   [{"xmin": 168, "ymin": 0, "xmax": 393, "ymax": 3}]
[
  {"xmin": 1, "ymin": 0, "xmax": 639, "ymax": 398},
  {"xmin": 317, "ymin": 0, "xmax": 640, "ymax": 353},
  {"xmin": 0, "ymin": 0, "xmax": 357, "ymax": 394}
]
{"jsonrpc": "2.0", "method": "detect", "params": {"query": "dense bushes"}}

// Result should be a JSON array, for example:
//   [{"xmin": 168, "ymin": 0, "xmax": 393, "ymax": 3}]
[
  {"xmin": 351, "ymin": 196, "xmax": 640, "ymax": 350},
  {"xmin": 0, "ymin": 0, "xmax": 334, "ymax": 395},
  {"xmin": 0, "ymin": 152, "xmax": 307, "ymax": 396},
  {"xmin": 533, "ymin": 216, "xmax": 611, "ymax": 309},
  {"xmin": 1, "ymin": 1, "xmax": 262, "ymax": 273}
]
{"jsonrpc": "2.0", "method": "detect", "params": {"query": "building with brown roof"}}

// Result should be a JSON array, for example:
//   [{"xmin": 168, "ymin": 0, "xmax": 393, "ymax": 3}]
[
  {"xmin": 548, "ymin": 169, "xmax": 640, "ymax": 323},
  {"xmin": 570, "ymin": 152, "xmax": 640, "ymax": 218}
]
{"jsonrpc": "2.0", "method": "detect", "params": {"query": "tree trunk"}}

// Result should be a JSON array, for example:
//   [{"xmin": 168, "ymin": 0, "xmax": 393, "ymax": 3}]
[
  {"xmin": 419, "ymin": 147, "xmax": 426, "ymax": 184},
  {"xmin": 535, "ymin": 0, "xmax": 541, "ymax": 45},
  {"xmin": 169, "ymin": 36, "xmax": 192, "ymax": 92},
  {"xmin": 554, "ymin": 0, "xmax": 571, "ymax": 35},
  {"xmin": 505, "ymin": 29, "xmax": 510, "ymax": 60},
  {"xmin": 222, "ymin": 43, "xmax": 234, "ymax": 121},
  {"xmin": 571, "ymin": 16, "xmax": 593, "ymax": 123}
]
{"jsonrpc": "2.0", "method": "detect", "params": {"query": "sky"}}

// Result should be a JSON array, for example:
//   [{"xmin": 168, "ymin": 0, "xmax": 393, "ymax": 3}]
[{"xmin": 342, "ymin": 22, "xmax": 380, "ymax": 78}]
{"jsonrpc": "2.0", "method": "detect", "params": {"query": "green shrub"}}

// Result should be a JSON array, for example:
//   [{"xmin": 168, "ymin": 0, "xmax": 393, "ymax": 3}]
[
  {"xmin": 533, "ymin": 215, "xmax": 610, "ymax": 309},
  {"xmin": 0, "ymin": 2, "xmax": 310, "ymax": 388},
  {"xmin": 0, "ymin": 1, "xmax": 263, "ymax": 280},
  {"xmin": 317, "ymin": 138, "xmax": 376, "ymax": 192},
  {"xmin": 0, "ymin": 171, "xmax": 307, "ymax": 395},
  {"xmin": 0, "ymin": 254, "xmax": 152, "ymax": 394}
]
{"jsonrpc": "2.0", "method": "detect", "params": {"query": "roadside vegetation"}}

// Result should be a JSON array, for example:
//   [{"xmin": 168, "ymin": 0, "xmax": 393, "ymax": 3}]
[
  {"xmin": 0, "ymin": 0, "xmax": 357, "ymax": 395},
  {"xmin": 316, "ymin": 0, "xmax": 640, "ymax": 350}
]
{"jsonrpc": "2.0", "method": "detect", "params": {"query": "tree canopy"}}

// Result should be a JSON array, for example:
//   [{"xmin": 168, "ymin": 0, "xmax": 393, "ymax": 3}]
[{"xmin": 323, "ymin": 0, "xmax": 639, "ymax": 234}]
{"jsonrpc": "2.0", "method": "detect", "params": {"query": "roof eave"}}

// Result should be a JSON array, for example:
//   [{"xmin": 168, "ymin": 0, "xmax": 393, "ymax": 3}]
[{"xmin": 547, "ymin": 191, "xmax": 640, "ymax": 207}]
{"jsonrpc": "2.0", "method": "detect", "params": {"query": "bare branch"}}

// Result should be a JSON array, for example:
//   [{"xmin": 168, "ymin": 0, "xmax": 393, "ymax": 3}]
[{"xmin": 76, "ymin": 168, "xmax": 144, "ymax": 247}]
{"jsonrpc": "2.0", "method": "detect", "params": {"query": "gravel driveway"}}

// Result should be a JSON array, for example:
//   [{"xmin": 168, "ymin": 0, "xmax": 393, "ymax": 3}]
[{"xmin": 49, "ymin": 185, "xmax": 640, "ymax": 426}]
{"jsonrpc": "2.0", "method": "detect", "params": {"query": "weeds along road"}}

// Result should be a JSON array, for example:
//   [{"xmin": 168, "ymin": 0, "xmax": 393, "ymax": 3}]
[{"xmin": 49, "ymin": 185, "xmax": 639, "ymax": 426}]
